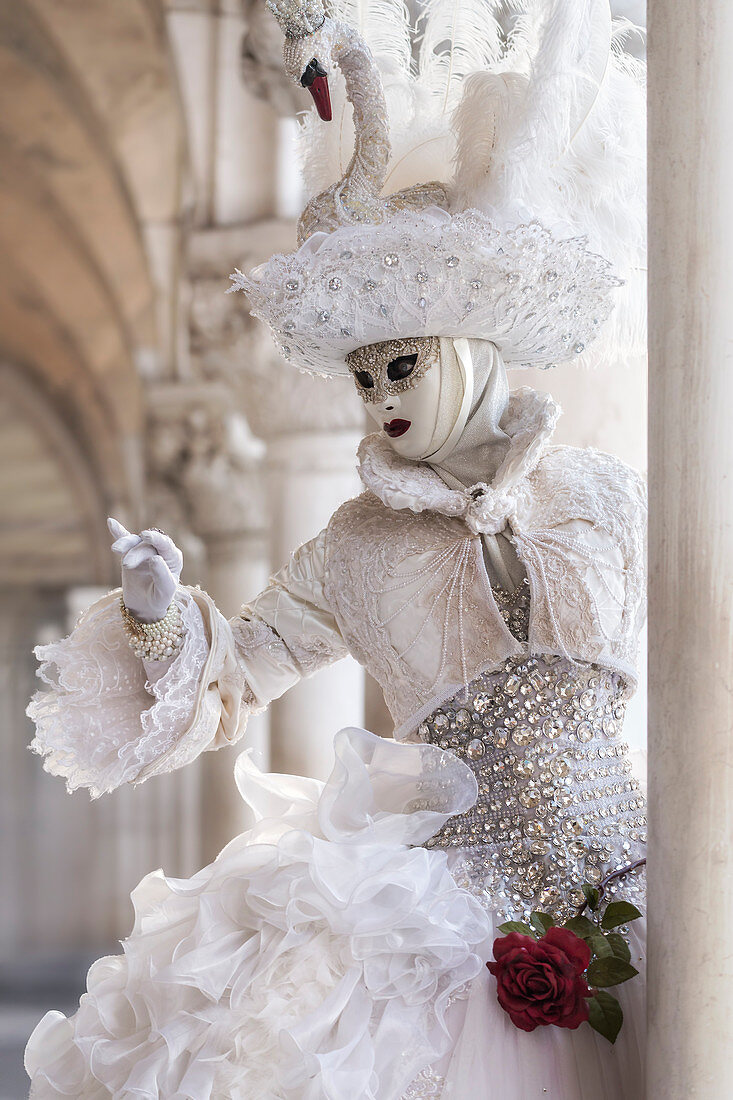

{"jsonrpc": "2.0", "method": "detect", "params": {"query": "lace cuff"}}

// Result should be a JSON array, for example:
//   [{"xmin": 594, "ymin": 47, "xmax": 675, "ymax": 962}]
[{"xmin": 28, "ymin": 587, "xmax": 249, "ymax": 798}]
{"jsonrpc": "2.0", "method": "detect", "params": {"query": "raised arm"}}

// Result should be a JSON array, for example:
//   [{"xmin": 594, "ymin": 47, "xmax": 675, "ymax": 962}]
[{"xmin": 28, "ymin": 522, "xmax": 348, "ymax": 797}]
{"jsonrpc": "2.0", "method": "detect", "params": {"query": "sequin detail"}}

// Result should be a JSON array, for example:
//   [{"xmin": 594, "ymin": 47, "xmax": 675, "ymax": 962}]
[
  {"xmin": 266, "ymin": 0, "xmax": 324, "ymax": 38},
  {"xmin": 233, "ymin": 214, "xmax": 621, "ymax": 378},
  {"xmin": 492, "ymin": 576, "xmax": 531, "ymax": 643},
  {"xmin": 401, "ymin": 1067, "xmax": 445, "ymax": 1099},
  {"xmin": 346, "ymin": 336, "xmax": 439, "ymax": 403},
  {"xmin": 416, "ymin": 655, "xmax": 646, "ymax": 923}
]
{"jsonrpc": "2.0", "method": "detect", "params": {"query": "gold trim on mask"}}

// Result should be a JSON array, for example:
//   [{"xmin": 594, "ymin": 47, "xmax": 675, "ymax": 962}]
[{"xmin": 346, "ymin": 336, "xmax": 439, "ymax": 403}]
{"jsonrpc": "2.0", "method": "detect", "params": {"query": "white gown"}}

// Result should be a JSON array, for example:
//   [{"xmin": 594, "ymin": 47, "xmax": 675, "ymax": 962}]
[{"xmin": 25, "ymin": 389, "xmax": 647, "ymax": 1099}]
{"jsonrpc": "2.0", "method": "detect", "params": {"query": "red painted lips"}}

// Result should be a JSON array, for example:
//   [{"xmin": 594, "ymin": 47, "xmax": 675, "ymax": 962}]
[{"xmin": 384, "ymin": 419, "xmax": 411, "ymax": 438}]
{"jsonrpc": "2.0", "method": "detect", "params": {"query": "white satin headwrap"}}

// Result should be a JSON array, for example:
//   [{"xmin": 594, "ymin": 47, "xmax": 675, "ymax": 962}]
[
  {"xmin": 422, "ymin": 338, "xmax": 524, "ymax": 590},
  {"xmin": 424, "ymin": 339, "xmax": 510, "ymax": 491}
]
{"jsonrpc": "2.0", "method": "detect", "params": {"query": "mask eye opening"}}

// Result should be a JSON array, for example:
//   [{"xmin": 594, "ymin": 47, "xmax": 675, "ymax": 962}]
[
  {"xmin": 354, "ymin": 369, "xmax": 375, "ymax": 389},
  {"xmin": 386, "ymin": 353, "xmax": 418, "ymax": 382}
]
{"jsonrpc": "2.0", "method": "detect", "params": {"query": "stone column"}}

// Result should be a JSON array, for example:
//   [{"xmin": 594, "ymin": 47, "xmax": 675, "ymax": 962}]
[
  {"xmin": 188, "ymin": 224, "xmax": 367, "ymax": 779},
  {"xmin": 231, "ymin": 330, "xmax": 366, "ymax": 781},
  {"xmin": 148, "ymin": 381, "xmax": 270, "ymax": 861},
  {"xmin": 265, "ymin": 429, "xmax": 365, "ymax": 779},
  {"xmin": 648, "ymin": 2, "xmax": 733, "ymax": 1095}
]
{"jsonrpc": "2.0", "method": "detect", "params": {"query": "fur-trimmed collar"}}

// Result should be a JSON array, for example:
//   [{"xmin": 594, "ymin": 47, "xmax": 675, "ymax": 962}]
[{"xmin": 357, "ymin": 386, "xmax": 561, "ymax": 535}]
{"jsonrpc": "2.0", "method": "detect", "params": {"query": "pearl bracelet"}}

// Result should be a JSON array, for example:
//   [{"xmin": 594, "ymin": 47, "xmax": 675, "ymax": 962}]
[{"xmin": 120, "ymin": 597, "xmax": 184, "ymax": 661}]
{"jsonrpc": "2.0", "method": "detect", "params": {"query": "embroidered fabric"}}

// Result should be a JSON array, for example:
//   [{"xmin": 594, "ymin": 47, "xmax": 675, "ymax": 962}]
[
  {"xmin": 401, "ymin": 1067, "xmax": 445, "ymax": 1099},
  {"xmin": 28, "ymin": 590, "xmax": 212, "ymax": 798},
  {"xmin": 228, "ymin": 529, "xmax": 350, "ymax": 708},
  {"xmin": 26, "ymin": 389, "xmax": 645, "ymax": 801},
  {"xmin": 229, "ymin": 612, "xmax": 347, "ymax": 688},
  {"xmin": 326, "ymin": 389, "xmax": 646, "ymax": 738}
]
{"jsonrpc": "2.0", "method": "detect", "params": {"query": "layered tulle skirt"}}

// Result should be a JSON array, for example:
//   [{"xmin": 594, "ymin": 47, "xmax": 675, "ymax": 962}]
[{"xmin": 25, "ymin": 729, "xmax": 645, "ymax": 1099}]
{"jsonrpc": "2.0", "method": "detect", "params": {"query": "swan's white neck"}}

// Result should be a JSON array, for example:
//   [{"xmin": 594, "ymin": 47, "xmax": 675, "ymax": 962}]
[
  {"xmin": 297, "ymin": 22, "xmax": 391, "ymax": 243},
  {"xmin": 296, "ymin": 18, "xmax": 448, "ymax": 244}
]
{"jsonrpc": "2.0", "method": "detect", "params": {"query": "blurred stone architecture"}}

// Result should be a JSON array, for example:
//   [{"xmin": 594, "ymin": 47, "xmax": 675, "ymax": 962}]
[{"xmin": 0, "ymin": 1, "xmax": 645, "ymax": 1091}]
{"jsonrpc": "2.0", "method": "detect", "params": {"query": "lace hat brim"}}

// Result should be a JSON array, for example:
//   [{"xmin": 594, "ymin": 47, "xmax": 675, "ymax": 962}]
[{"xmin": 230, "ymin": 207, "xmax": 621, "ymax": 378}]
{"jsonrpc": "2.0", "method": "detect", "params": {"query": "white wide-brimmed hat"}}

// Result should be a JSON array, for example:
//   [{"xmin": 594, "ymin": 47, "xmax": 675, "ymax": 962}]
[
  {"xmin": 231, "ymin": 0, "xmax": 645, "ymax": 377},
  {"xmin": 232, "ymin": 208, "xmax": 620, "ymax": 377}
]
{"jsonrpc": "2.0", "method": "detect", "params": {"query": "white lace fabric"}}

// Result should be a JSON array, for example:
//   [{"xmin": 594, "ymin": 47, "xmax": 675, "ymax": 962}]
[
  {"xmin": 329, "ymin": 386, "xmax": 646, "ymax": 738},
  {"xmin": 28, "ymin": 589, "xmax": 214, "ymax": 798},
  {"xmin": 234, "ymin": 212, "xmax": 620, "ymax": 377},
  {"xmin": 27, "ymin": 535, "xmax": 351, "ymax": 796},
  {"xmin": 234, "ymin": 528, "xmax": 350, "ymax": 703}
]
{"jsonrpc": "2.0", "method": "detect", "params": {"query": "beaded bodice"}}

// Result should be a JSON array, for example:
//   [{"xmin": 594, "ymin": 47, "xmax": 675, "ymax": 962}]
[{"xmin": 416, "ymin": 652, "xmax": 646, "ymax": 922}]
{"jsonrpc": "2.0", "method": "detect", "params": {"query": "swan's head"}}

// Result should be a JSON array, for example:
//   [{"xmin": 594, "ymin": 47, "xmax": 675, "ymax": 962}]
[
  {"xmin": 282, "ymin": 20, "xmax": 335, "ymax": 121},
  {"xmin": 266, "ymin": 0, "xmax": 334, "ymax": 120}
]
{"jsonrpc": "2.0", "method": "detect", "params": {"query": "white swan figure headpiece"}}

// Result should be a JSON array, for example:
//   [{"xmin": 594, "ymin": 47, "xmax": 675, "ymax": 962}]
[{"xmin": 230, "ymin": 0, "xmax": 646, "ymax": 378}]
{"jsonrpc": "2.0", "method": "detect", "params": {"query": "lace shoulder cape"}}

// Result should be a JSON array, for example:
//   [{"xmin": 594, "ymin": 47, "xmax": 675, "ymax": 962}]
[{"xmin": 324, "ymin": 390, "xmax": 646, "ymax": 739}]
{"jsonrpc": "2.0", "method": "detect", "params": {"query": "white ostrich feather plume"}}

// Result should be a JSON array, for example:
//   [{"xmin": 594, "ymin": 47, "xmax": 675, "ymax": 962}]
[
  {"xmin": 416, "ymin": 0, "xmax": 506, "ymax": 113},
  {"xmin": 450, "ymin": 2, "xmax": 646, "ymax": 361},
  {"xmin": 302, "ymin": 0, "xmax": 507, "ymax": 197}
]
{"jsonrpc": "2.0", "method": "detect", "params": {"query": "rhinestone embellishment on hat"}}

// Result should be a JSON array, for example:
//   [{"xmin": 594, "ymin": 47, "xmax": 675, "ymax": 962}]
[{"xmin": 231, "ymin": 214, "xmax": 621, "ymax": 378}]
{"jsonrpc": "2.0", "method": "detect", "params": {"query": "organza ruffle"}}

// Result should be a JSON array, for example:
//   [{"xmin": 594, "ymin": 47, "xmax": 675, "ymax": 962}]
[{"xmin": 25, "ymin": 728, "xmax": 489, "ymax": 1099}]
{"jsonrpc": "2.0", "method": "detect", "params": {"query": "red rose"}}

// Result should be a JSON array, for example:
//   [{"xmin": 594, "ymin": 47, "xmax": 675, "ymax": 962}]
[{"xmin": 487, "ymin": 927, "xmax": 592, "ymax": 1032}]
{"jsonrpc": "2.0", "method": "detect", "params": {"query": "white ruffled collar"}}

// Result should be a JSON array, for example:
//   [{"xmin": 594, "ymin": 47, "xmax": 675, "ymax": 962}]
[{"xmin": 357, "ymin": 386, "xmax": 561, "ymax": 535}]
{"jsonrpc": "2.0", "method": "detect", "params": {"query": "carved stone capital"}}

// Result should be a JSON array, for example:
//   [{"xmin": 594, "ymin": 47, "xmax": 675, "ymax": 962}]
[
  {"xmin": 240, "ymin": 0, "xmax": 304, "ymax": 117},
  {"xmin": 188, "ymin": 224, "xmax": 365, "ymax": 439},
  {"xmin": 146, "ymin": 381, "xmax": 265, "ymax": 542}
]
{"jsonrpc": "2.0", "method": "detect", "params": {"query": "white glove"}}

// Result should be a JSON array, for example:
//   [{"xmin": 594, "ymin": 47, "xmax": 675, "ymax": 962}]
[{"xmin": 108, "ymin": 518, "xmax": 183, "ymax": 623}]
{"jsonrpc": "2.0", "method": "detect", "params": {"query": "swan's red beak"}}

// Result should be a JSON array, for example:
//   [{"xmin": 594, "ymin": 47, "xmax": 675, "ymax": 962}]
[
  {"xmin": 301, "ymin": 58, "xmax": 332, "ymax": 121},
  {"xmin": 307, "ymin": 73, "xmax": 332, "ymax": 121}
]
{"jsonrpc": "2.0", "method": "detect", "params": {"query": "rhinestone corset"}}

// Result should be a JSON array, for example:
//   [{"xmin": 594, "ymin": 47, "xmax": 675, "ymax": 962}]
[{"xmin": 415, "ymin": 654, "xmax": 646, "ymax": 922}]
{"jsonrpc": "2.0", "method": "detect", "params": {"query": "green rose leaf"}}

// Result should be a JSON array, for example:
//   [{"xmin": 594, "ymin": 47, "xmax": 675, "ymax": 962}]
[
  {"xmin": 601, "ymin": 901, "xmax": 643, "ymax": 931},
  {"xmin": 582, "ymin": 884, "xmax": 600, "ymax": 911},
  {"xmin": 588, "ymin": 932, "xmax": 614, "ymax": 959},
  {"xmin": 498, "ymin": 921, "xmax": 535, "ymax": 937},
  {"xmin": 563, "ymin": 915, "xmax": 596, "ymax": 939},
  {"xmin": 588, "ymin": 991, "xmax": 624, "ymax": 1044},
  {"xmin": 606, "ymin": 932, "xmax": 631, "ymax": 963},
  {"xmin": 587, "ymin": 957, "xmax": 639, "ymax": 988},
  {"xmin": 530, "ymin": 912, "xmax": 555, "ymax": 935}
]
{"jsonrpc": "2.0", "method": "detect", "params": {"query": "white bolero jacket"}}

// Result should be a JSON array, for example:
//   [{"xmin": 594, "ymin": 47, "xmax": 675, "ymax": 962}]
[{"xmin": 29, "ymin": 387, "xmax": 646, "ymax": 797}]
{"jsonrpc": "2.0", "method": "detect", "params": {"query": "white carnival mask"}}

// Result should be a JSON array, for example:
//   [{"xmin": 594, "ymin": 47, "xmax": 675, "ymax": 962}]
[{"xmin": 346, "ymin": 337, "xmax": 443, "ymax": 459}]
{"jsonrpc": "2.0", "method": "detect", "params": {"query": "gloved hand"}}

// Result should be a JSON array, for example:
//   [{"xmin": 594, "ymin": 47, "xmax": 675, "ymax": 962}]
[{"xmin": 108, "ymin": 518, "xmax": 183, "ymax": 623}]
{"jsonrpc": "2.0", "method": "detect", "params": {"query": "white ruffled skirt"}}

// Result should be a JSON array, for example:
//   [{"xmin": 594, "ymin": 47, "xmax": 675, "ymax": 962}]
[{"xmin": 25, "ymin": 729, "xmax": 645, "ymax": 1099}]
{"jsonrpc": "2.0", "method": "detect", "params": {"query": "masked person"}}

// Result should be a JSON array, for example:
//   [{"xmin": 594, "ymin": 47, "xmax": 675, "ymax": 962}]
[{"xmin": 25, "ymin": 1, "xmax": 647, "ymax": 1096}]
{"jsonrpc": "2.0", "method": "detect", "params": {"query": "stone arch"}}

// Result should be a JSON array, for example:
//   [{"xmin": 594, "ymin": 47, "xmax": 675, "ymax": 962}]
[
  {"xmin": 0, "ymin": 0, "xmax": 191, "ymax": 536},
  {"xmin": 0, "ymin": 362, "xmax": 112, "ymax": 585}
]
